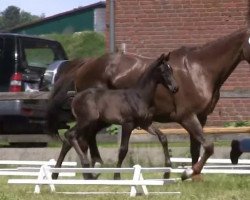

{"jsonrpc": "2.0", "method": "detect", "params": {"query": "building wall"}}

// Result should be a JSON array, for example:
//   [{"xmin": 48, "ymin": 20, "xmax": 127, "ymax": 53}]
[
  {"xmin": 94, "ymin": 8, "xmax": 106, "ymax": 32},
  {"xmin": 106, "ymin": 0, "xmax": 250, "ymax": 126}
]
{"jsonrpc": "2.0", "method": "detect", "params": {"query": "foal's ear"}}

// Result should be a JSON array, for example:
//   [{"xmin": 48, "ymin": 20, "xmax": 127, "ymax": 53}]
[
  {"xmin": 165, "ymin": 52, "xmax": 170, "ymax": 61},
  {"xmin": 157, "ymin": 53, "xmax": 165, "ymax": 63}
]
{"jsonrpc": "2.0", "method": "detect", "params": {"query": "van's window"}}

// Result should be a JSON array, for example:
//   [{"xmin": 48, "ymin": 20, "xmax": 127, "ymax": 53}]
[
  {"xmin": 21, "ymin": 38, "xmax": 65, "ymax": 69},
  {"xmin": 25, "ymin": 48, "xmax": 54, "ymax": 68}
]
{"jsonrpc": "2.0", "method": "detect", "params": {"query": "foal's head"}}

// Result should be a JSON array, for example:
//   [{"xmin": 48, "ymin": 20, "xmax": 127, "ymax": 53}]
[{"xmin": 154, "ymin": 53, "xmax": 178, "ymax": 93}]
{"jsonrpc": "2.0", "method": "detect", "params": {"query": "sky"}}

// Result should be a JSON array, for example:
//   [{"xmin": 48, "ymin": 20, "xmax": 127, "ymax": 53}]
[{"xmin": 1, "ymin": 0, "xmax": 102, "ymax": 17}]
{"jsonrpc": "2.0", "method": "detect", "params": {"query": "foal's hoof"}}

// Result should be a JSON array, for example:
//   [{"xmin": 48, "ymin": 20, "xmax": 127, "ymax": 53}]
[
  {"xmin": 52, "ymin": 173, "xmax": 59, "ymax": 180},
  {"xmin": 114, "ymin": 173, "xmax": 121, "ymax": 180},
  {"xmin": 83, "ymin": 173, "xmax": 95, "ymax": 180},
  {"xmin": 181, "ymin": 168, "xmax": 193, "ymax": 181},
  {"xmin": 92, "ymin": 162, "xmax": 102, "ymax": 179}
]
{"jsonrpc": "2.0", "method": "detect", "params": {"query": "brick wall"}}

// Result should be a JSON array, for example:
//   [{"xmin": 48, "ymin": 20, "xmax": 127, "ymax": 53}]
[{"xmin": 106, "ymin": 0, "xmax": 250, "ymax": 126}]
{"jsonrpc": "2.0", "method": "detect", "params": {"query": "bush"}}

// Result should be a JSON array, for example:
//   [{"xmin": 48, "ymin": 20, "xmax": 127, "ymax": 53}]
[
  {"xmin": 224, "ymin": 121, "xmax": 250, "ymax": 127},
  {"xmin": 43, "ymin": 31, "xmax": 105, "ymax": 59},
  {"xmin": 106, "ymin": 124, "xmax": 121, "ymax": 135}
]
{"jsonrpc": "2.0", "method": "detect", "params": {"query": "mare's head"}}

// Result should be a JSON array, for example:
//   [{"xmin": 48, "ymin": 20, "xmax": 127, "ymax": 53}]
[
  {"xmin": 242, "ymin": 29, "xmax": 250, "ymax": 63},
  {"xmin": 154, "ymin": 53, "xmax": 178, "ymax": 93}
]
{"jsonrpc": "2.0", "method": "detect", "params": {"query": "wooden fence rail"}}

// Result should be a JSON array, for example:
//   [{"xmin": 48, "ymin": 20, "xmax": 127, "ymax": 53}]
[{"xmin": 132, "ymin": 127, "xmax": 250, "ymax": 135}]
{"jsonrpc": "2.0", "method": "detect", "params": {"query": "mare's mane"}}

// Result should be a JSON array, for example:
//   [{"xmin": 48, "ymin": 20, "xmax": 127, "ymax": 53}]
[{"xmin": 175, "ymin": 28, "xmax": 248, "ymax": 53}]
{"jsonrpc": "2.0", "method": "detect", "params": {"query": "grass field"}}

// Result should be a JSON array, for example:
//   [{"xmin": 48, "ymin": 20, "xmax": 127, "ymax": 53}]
[{"xmin": 0, "ymin": 173, "xmax": 250, "ymax": 200}]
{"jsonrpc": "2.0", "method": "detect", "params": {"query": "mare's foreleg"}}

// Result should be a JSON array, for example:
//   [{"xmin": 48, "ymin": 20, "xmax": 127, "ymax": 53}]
[
  {"xmin": 146, "ymin": 125, "xmax": 172, "ymax": 178},
  {"xmin": 114, "ymin": 122, "xmax": 134, "ymax": 180},
  {"xmin": 181, "ymin": 114, "xmax": 214, "ymax": 180},
  {"xmin": 190, "ymin": 116, "xmax": 207, "ymax": 165}
]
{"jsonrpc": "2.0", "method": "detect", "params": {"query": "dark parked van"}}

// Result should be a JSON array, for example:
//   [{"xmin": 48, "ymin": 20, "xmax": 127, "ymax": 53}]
[{"xmin": 0, "ymin": 33, "xmax": 68, "ymax": 145}]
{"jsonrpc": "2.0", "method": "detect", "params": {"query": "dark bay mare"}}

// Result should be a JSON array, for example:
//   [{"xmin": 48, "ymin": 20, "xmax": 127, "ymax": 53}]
[
  {"xmin": 49, "ymin": 28, "xmax": 250, "ymax": 180},
  {"xmin": 66, "ymin": 54, "xmax": 178, "ymax": 179}
]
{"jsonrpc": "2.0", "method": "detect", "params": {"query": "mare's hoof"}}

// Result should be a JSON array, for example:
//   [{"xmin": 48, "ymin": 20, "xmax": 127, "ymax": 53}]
[
  {"xmin": 163, "ymin": 172, "xmax": 170, "ymax": 179},
  {"xmin": 191, "ymin": 174, "xmax": 204, "ymax": 182},
  {"xmin": 181, "ymin": 168, "xmax": 193, "ymax": 181}
]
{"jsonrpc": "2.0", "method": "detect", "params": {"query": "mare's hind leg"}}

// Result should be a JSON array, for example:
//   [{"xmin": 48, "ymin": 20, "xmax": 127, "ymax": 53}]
[
  {"xmin": 146, "ymin": 125, "xmax": 172, "ymax": 178},
  {"xmin": 52, "ymin": 126, "xmax": 75, "ymax": 180},
  {"xmin": 52, "ymin": 140, "xmax": 72, "ymax": 179},
  {"xmin": 114, "ymin": 122, "xmax": 134, "ymax": 180},
  {"xmin": 181, "ymin": 114, "xmax": 214, "ymax": 180}
]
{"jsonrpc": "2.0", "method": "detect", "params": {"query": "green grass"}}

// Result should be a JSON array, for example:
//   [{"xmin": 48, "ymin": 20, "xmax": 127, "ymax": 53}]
[{"xmin": 1, "ymin": 174, "xmax": 250, "ymax": 200}]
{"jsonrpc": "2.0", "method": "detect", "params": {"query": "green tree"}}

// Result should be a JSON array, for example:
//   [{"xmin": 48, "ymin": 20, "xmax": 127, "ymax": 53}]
[
  {"xmin": 0, "ymin": 16, "xmax": 4, "ymax": 30},
  {"xmin": 0, "ymin": 6, "xmax": 41, "ymax": 31},
  {"xmin": 1, "ymin": 6, "xmax": 21, "ymax": 29},
  {"xmin": 20, "ymin": 11, "xmax": 40, "ymax": 25}
]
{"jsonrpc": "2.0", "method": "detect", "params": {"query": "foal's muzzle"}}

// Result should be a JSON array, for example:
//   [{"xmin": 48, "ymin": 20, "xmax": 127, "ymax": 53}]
[{"xmin": 171, "ymin": 86, "xmax": 179, "ymax": 94}]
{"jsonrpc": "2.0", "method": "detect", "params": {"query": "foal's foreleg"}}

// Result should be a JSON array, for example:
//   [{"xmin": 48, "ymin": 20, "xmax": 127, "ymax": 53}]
[
  {"xmin": 181, "ymin": 115, "xmax": 214, "ymax": 180},
  {"xmin": 146, "ymin": 125, "xmax": 172, "ymax": 178},
  {"xmin": 88, "ymin": 132, "xmax": 103, "ymax": 167},
  {"xmin": 114, "ymin": 122, "xmax": 134, "ymax": 180}
]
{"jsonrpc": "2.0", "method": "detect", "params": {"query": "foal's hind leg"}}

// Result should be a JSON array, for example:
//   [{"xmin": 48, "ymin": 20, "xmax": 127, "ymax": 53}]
[
  {"xmin": 87, "ymin": 131, "xmax": 103, "ymax": 179},
  {"xmin": 114, "ymin": 122, "xmax": 134, "ymax": 180},
  {"xmin": 146, "ymin": 125, "xmax": 172, "ymax": 178},
  {"xmin": 69, "ymin": 128, "xmax": 94, "ymax": 180}
]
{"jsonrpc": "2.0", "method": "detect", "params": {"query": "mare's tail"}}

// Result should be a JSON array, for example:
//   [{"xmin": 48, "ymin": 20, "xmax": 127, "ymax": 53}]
[{"xmin": 46, "ymin": 58, "xmax": 87, "ymax": 135}]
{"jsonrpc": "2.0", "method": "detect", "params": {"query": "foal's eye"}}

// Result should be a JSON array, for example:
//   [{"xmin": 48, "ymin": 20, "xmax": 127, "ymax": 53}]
[{"xmin": 167, "ymin": 64, "xmax": 173, "ymax": 72}]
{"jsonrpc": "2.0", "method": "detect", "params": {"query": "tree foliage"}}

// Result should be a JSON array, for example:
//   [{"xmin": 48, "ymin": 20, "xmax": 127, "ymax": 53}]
[
  {"xmin": 0, "ymin": 6, "xmax": 41, "ymax": 31},
  {"xmin": 44, "ymin": 31, "xmax": 106, "ymax": 59}
]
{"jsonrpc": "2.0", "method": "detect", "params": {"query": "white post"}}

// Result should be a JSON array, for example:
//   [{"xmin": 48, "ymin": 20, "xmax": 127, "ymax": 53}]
[
  {"xmin": 34, "ymin": 165, "xmax": 45, "ymax": 194},
  {"xmin": 139, "ymin": 173, "xmax": 149, "ymax": 195},
  {"xmin": 34, "ymin": 160, "xmax": 56, "ymax": 194},
  {"xmin": 130, "ymin": 165, "xmax": 148, "ymax": 197},
  {"xmin": 43, "ymin": 165, "xmax": 56, "ymax": 192}
]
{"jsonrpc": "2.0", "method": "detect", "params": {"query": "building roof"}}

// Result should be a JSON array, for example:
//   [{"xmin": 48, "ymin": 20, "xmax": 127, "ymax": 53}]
[{"xmin": 10, "ymin": 1, "xmax": 106, "ymax": 32}]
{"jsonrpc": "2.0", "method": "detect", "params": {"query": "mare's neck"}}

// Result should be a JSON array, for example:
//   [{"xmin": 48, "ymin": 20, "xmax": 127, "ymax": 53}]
[{"xmin": 195, "ymin": 30, "xmax": 246, "ymax": 88}]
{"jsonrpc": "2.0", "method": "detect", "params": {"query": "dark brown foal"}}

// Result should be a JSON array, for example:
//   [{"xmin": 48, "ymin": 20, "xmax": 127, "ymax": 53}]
[{"xmin": 67, "ymin": 54, "xmax": 178, "ymax": 179}]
